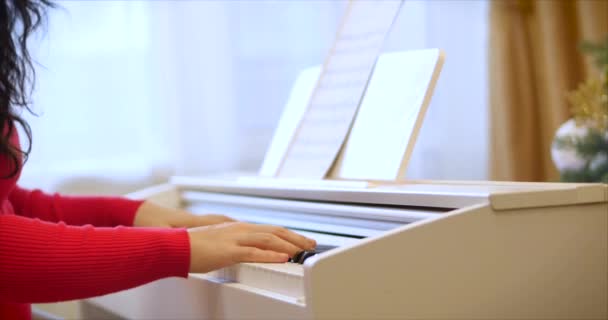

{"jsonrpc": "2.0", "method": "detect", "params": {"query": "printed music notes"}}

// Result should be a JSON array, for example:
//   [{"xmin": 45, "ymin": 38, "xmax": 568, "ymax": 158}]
[{"xmin": 275, "ymin": 0, "xmax": 404, "ymax": 179}]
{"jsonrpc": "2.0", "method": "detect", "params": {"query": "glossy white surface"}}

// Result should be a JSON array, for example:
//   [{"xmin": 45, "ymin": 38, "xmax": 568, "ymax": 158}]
[{"xmin": 86, "ymin": 177, "xmax": 608, "ymax": 319}]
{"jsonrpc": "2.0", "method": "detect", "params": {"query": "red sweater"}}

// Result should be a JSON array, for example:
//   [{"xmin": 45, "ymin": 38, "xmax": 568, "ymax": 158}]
[{"xmin": 0, "ymin": 129, "xmax": 191, "ymax": 319}]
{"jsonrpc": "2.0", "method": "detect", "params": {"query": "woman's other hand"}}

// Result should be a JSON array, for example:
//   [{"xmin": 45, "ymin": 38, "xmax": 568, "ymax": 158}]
[
  {"xmin": 133, "ymin": 200, "xmax": 235, "ymax": 228},
  {"xmin": 187, "ymin": 222, "xmax": 317, "ymax": 273}
]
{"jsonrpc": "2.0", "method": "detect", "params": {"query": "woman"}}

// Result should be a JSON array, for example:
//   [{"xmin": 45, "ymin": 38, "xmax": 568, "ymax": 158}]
[{"xmin": 0, "ymin": 0, "xmax": 316, "ymax": 318}]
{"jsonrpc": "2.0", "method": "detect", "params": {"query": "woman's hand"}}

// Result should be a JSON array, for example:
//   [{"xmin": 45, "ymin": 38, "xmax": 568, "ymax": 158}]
[
  {"xmin": 133, "ymin": 200, "xmax": 235, "ymax": 229},
  {"xmin": 187, "ymin": 222, "xmax": 317, "ymax": 273}
]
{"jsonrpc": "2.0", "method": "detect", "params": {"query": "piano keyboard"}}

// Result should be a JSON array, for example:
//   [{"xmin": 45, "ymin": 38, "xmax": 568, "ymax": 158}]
[
  {"xmin": 185, "ymin": 190, "xmax": 446, "ymax": 302},
  {"xmin": 184, "ymin": 191, "xmax": 445, "ymax": 239},
  {"xmin": 206, "ymin": 261, "xmax": 305, "ymax": 300},
  {"xmin": 203, "ymin": 238, "xmax": 340, "ymax": 301},
  {"xmin": 194, "ymin": 223, "xmax": 352, "ymax": 301}
]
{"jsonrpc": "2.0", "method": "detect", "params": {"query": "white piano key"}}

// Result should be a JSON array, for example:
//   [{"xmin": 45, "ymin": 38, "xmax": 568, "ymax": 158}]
[
  {"xmin": 206, "ymin": 262, "xmax": 305, "ymax": 300},
  {"xmin": 202, "ymin": 228, "xmax": 354, "ymax": 302}
]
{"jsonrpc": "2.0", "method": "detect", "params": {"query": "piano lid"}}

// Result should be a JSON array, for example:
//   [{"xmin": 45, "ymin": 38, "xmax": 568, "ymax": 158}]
[{"xmin": 171, "ymin": 175, "xmax": 608, "ymax": 210}]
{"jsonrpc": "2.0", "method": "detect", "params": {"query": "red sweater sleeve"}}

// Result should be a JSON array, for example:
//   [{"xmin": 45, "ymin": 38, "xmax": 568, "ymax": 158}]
[
  {"xmin": 8, "ymin": 186, "xmax": 143, "ymax": 227},
  {"xmin": 0, "ymin": 214, "xmax": 190, "ymax": 303}
]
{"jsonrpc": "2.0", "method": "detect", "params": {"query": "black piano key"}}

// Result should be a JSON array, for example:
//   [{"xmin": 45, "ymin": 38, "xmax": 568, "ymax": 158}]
[
  {"xmin": 290, "ymin": 251, "xmax": 305, "ymax": 263},
  {"xmin": 313, "ymin": 244, "xmax": 338, "ymax": 252},
  {"xmin": 298, "ymin": 251, "xmax": 318, "ymax": 263},
  {"xmin": 289, "ymin": 245, "xmax": 339, "ymax": 264}
]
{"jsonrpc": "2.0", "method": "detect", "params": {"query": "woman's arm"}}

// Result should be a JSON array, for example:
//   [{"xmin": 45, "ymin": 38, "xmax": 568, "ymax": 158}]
[
  {"xmin": 8, "ymin": 186, "xmax": 143, "ymax": 227},
  {"xmin": 0, "ymin": 214, "xmax": 189, "ymax": 303},
  {"xmin": 0, "ymin": 215, "xmax": 316, "ymax": 303},
  {"xmin": 8, "ymin": 186, "xmax": 235, "ymax": 228}
]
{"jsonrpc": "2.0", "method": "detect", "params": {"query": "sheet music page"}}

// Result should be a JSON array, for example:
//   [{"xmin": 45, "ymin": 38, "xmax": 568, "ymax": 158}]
[
  {"xmin": 276, "ymin": 0, "xmax": 404, "ymax": 179},
  {"xmin": 329, "ymin": 49, "xmax": 445, "ymax": 181},
  {"xmin": 259, "ymin": 66, "xmax": 321, "ymax": 177}
]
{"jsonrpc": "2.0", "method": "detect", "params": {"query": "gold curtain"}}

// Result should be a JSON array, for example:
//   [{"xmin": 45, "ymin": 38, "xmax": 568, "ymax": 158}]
[{"xmin": 489, "ymin": 0, "xmax": 608, "ymax": 181}]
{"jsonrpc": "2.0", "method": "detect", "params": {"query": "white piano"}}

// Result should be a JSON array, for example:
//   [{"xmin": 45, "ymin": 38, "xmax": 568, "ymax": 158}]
[
  {"xmin": 84, "ymin": 176, "xmax": 608, "ymax": 319},
  {"xmin": 83, "ymin": 4, "xmax": 607, "ymax": 316}
]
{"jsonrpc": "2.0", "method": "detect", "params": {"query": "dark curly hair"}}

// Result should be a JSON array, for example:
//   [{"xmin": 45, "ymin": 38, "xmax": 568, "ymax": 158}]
[{"xmin": 0, "ymin": 0, "xmax": 53, "ymax": 178}]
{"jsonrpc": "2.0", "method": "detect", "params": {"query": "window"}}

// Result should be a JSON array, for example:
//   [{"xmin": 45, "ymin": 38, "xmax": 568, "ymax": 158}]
[{"xmin": 20, "ymin": 0, "xmax": 489, "ymax": 193}]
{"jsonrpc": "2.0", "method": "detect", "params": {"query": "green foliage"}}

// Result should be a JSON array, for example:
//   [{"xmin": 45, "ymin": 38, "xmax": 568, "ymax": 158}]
[
  {"xmin": 580, "ymin": 37, "xmax": 608, "ymax": 101},
  {"xmin": 560, "ymin": 161, "xmax": 608, "ymax": 184},
  {"xmin": 554, "ymin": 128, "xmax": 608, "ymax": 183},
  {"xmin": 580, "ymin": 36, "xmax": 608, "ymax": 71}
]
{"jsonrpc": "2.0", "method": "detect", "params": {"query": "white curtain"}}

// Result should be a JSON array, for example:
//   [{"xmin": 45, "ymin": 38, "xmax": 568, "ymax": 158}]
[{"xmin": 19, "ymin": 0, "xmax": 488, "ymax": 194}]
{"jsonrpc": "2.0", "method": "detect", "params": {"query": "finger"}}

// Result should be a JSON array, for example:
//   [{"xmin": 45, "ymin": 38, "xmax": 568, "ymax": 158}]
[
  {"xmin": 193, "ymin": 214, "xmax": 236, "ymax": 227},
  {"xmin": 205, "ymin": 214, "xmax": 237, "ymax": 223},
  {"xmin": 249, "ymin": 225, "xmax": 316, "ymax": 250},
  {"xmin": 238, "ymin": 233, "xmax": 302, "ymax": 257},
  {"xmin": 236, "ymin": 247, "xmax": 289, "ymax": 263}
]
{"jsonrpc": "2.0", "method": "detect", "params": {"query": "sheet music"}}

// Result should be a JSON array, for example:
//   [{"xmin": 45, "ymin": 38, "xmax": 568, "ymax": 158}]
[
  {"xmin": 277, "ymin": 0, "xmax": 404, "ymax": 179},
  {"xmin": 329, "ymin": 49, "xmax": 445, "ymax": 181},
  {"xmin": 259, "ymin": 66, "xmax": 321, "ymax": 177}
]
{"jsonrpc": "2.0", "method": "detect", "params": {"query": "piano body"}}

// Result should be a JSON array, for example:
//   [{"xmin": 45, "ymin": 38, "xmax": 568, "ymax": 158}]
[
  {"xmin": 83, "ymin": 9, "xmax": 606, "ymax": 317},
  {"xmin": 84, "ymin": 176, "xmax": 608, "ymax": 319}
]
